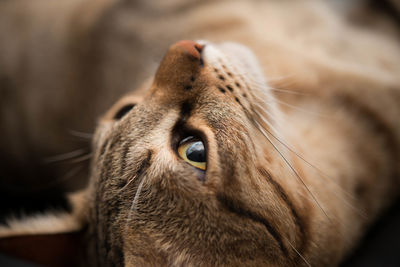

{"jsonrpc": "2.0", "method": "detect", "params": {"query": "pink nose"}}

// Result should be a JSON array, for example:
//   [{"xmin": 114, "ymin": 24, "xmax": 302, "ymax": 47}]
[
  {"xmin": 174, "ymin": 40, "xmax": 204, "ymax": 60},
  {"xmin": 153, "ymin": 40, "xmax": 205, "ymax": 90}
]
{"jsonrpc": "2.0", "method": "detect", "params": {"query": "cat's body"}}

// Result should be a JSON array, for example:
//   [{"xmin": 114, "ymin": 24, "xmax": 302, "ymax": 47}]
[{"xmin": 0, "ymin": 0, "xmax": 400, "ymax": 266}]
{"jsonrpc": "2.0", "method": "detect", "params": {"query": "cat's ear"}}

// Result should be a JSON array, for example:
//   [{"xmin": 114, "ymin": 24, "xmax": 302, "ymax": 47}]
[{"xmin": 0, "ymin": 190, "xmax": 89, "ymax": 267}]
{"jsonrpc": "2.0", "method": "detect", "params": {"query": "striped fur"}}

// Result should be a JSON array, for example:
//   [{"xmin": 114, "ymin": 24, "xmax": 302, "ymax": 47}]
[
  {"xmin": 87, "ymin": 39, "xmax": 400, "ymax": 266},
  {"xmin": 0, "ymin": 0, "xmax": 399, "ymax": 266}
]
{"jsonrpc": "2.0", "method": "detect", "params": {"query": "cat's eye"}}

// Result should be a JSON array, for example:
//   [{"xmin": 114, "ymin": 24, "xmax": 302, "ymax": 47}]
[
  {"xmin": 177, "ymin": 136, "xmax": 206, "ymax": 170},
  {"xmin": 114, "ymin": 104, "xmax": 135, "ymax": 120}
]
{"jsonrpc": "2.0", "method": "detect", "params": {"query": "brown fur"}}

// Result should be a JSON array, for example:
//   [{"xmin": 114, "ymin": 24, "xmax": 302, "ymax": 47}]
[{"xmin": 1, "ymin": 0, "xmax": 400, "ymax": 266}]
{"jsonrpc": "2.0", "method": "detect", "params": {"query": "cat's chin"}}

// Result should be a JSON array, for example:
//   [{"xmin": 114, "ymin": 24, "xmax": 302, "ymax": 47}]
[{"xmin": 199, "ymin": 40, "xmax": 267, "ymax": 86}]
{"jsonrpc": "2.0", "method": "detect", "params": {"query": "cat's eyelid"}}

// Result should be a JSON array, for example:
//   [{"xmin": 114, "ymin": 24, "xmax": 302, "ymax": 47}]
[{"xmin": 179, "ymin": 136, "xmax": 201, "ymax": 146}]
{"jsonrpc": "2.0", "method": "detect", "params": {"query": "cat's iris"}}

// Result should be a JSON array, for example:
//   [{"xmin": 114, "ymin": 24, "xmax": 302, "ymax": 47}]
[{"xmin": 177, "ymin": 137, "xmax": 206, "ymax": 170}]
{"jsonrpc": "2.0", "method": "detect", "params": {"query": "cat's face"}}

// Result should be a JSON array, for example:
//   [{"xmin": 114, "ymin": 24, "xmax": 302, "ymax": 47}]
[{"xmin": 89, "ymin": 41, "xmax": 309, "ymax": 266}]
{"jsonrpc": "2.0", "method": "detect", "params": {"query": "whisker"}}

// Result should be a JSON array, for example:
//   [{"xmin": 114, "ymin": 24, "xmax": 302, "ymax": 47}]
[
  {"xmin": 232, "ymin": 70, "xmax": 305, "ymax": 97},
  {"xmin": 252, "ymin": 104, "xmax": 347, "ymax": 193},
  {"xmin": 266, "ymin": 123, "xmax": 367, "ymax": 218},
  {"xmin": 272, "ymin": 98, "xmax": 330, "ymax": 118},
  {"xmin": 252, "ymin": 102, "xmax": 282, "ymax": 135},
  {"xmin": 218, "ymin": 55, "xmax": 364, "ymax": 226},
  {"xmin": 235, "ymin": 72, "xmax": 302, "ymax": 96},
  {"xmin": 251, "ymin": 99, "xmax": 359, "ymax": 246},
  {"xmin": 253, "ymin": 118, "xmax": 331, "ymax": 220},
  {"xmin": 43, "ymin": 148, "xmax": 89, "ymax": 164},
  {"xmin": 287, "ymin": 241, "xmax": 311, "ymax": 267},
  {"xmin": 265, "ymin": 128, "xmax": 359, "ymax": 199},
  {"xmin": 68, "ymin": 129, "xmax": 94, "ymax": 140},
  {"xmin": 118, "ymin": 175, "xmax": 136, "ymax": 193},
  {"xmin": 251, "ymin": 91, "xmax": 356, "ymax": 193},
  {"xmin": 225, "ymin": 55, "xmax": 360, "ymax": 248},
  {"xmin": 251, "ymin": 98, "xmax": 367, "ymax": 218},
  {"xmin": 269, "ymin": 87, "xmax": 309, "ymax": 96},
  {"xmin": 265, "ymin": 74, "xmax": 297, "ymax": 82},
  {"xmin": 125, "ymin": 175, "xmax": 146, "ymax": 231},
  {"xmin": 68, "ymin": 153, "xmax": 93, "ymax": 164}
]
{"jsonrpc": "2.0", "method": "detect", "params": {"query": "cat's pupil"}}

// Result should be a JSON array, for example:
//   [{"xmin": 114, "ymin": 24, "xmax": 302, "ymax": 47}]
[{"xmin": 186, "ymin": 141, "xmax": 205, "ymax": 162}]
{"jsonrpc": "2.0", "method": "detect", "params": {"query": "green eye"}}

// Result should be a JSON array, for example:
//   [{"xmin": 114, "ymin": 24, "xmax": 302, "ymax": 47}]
[{"xmin": 177, "ymin": 137, "xmax": 206, "ymax": 170}]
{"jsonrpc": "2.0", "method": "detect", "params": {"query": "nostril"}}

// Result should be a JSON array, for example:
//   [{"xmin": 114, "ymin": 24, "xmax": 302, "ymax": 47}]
[
  {"xmin": 194, "ymin": 43, "xmax": 204, "ymax": 54},
  {"xmin": 175, "ymin": 40, "xmax": 204, "ymax": 60}
]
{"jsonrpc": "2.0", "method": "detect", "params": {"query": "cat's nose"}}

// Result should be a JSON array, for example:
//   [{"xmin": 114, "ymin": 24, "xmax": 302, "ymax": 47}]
[
  {"xmin": 174, "ymin": 40, "xmax": 204, "ymax": 60},
  {"xmin": 153, "ymin": 40, "xmax": 204, "ymax": 90}
]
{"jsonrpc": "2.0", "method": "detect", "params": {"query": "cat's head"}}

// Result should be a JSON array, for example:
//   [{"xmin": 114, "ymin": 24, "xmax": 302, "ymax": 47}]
[
  {"xmin": 86, "ymin": 41, "xmax": 309, "ymax": 266},
  {"xmin": 0, "ymin": 41, "xmax": 312, "ymax": 266}
]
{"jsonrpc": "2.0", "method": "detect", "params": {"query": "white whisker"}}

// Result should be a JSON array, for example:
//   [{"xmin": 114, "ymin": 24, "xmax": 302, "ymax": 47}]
[
  {"xmin": 125, "ymin": 175, "xmax": 146, "ymax": 231},
  {"xmin": 253, "ymin": 118, "xmax": 331, "ymax": 220},
  {"xmin": 269, "ymin": 87, "xmax": 309, "ymax": 96},
  {"xmin": 43, "ymin": 148, "xmax": 89, "ymax": 163},
  {"xmin": 68, "ymin": 153, "xmax": 93, "ymax": 164},
  {"xmin": 250, "ymin": 94, "xmax": 366, "ymax": 218},
  {"xmin": 68, "ymin": 129, "xmax": 94, "ymax": 140},
  {"xmin": 287, "ymin": 241, "xmax": 312, "ymax": 267},
  {"xmin": 273, "ymin": 98, "xmax": 330, "ymax": 118}
]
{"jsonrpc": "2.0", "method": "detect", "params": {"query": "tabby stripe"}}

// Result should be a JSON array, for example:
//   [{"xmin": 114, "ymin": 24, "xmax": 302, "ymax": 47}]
[
  {"xmin": 98, "ymin": 149, "xmax": 113, "ymax": 262},
  {"xmin": 258, "ymin": 167, "xmax": 309, "ymax": 261},
  {"xmin": 99, "ymin": 138, "xmax": 109, "ymax": 157},
  {"xmin": 95, "ymin": 138, "xmax": 112, "ymax": 264},
  {"xmin": 134, "ymin": 150, "xmax": 153, "ymax": 184},
  {"xmin": 96, "ymin": 131, "xmax": 122, "ymax": 264},
  {"xmin": 120, "ymin": 144, "xmax": 130, "ymax": 177},
  {"xmin": 216, "ymin": 193, "xmax": 289, "ymax": 257},
  {"xmin": 104, "ymin": 148, "xmax": 153, "ymax": 265}
]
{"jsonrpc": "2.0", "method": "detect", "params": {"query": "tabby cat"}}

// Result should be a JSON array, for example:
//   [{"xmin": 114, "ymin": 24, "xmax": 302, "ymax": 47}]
[{"xmin": 0, "ymin": 0, "xmax": 400, "ymax": 266}]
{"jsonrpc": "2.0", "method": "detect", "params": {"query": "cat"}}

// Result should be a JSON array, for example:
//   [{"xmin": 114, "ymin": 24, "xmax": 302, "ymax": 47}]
[{"xmin": 0, "ymin": 0, "xmax": 400, "ymax": 266}]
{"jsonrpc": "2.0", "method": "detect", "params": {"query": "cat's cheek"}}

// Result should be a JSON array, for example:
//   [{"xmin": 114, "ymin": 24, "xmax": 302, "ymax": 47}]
[{"xmin": 194, "ymin": 168, "xmax": 206, "ymax": 182}]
